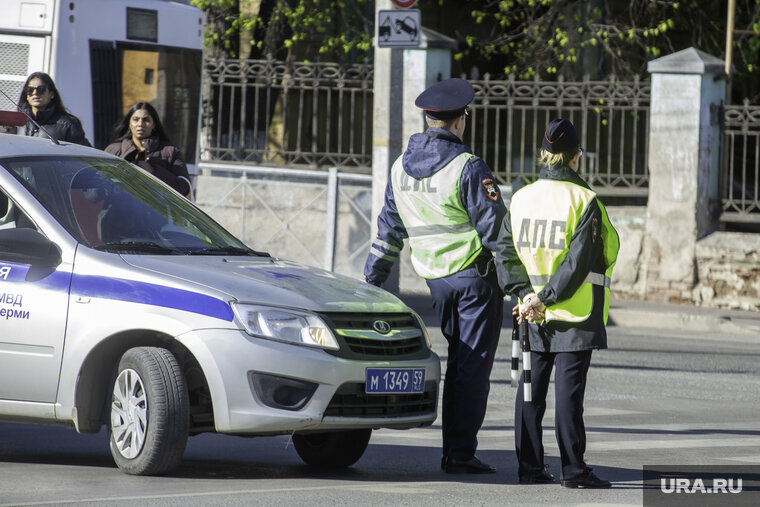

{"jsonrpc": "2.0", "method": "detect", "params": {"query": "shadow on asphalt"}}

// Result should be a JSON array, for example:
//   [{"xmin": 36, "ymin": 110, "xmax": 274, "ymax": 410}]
[{"xmin": 0, "ymin": 423, "xmax": 643, "ymax": 487}]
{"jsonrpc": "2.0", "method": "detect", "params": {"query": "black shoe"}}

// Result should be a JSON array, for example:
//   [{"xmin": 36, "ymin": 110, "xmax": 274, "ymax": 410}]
[
  {"xmin": 519, "ymin": 465, "xmax": 555, "ymax": 484},
  {"xmin": 561, "ymin": 468, "xmax": 611, "ymax": 489},
  {"xmin": 445, "ymin": 456, "xmax": 496, "ymax": 474}
]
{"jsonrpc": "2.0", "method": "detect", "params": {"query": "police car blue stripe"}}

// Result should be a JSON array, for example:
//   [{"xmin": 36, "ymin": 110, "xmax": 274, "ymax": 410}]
[
  {"xmin": 71, "ymin": 274, "xmax": 234, "ymax": 321},
  {"xmin": 0, "ymin": 261, "xmax": 71, "ymax": 289},
  {"xmin": 0, "ymin": 261, "xmax": 31, "ymax": 282},
  {"xmin": 2, "ymin": 260, "xmax": 234, "ymax": 321}
]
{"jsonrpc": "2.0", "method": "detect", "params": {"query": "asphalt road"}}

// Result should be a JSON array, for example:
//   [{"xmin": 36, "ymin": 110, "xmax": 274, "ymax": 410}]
[{"xmin": 1, "ymin": 298, "xmax": 759, "ymax": 506}]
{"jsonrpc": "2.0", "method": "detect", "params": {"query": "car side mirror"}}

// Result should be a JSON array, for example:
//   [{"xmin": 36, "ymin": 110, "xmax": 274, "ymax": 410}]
[{"xmin": 0, "ymin": 228, "xmax": 62, "ymax": 267}]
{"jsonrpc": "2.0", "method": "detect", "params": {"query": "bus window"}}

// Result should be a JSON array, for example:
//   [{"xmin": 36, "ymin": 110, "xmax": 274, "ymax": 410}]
[{"xmin": 90, "ymin": 43, "xmax": 201, "ymax": 167}]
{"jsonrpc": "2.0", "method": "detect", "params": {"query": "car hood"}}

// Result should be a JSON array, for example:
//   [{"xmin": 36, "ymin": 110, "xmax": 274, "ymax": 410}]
[{"xmin": 121, "ymin": 255, "xmax": 408, "ymax": 314}]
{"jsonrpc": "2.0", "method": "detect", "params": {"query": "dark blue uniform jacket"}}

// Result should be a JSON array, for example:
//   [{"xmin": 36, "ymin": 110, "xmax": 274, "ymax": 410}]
[{"xmin": 364, "ymin": 128, "xmax": 507, "ymax": 285}]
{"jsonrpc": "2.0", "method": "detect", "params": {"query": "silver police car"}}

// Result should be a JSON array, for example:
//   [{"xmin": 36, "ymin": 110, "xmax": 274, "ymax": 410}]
[{"xmin": 0, "ymin": 123, "xmax": 440, "ymax": 475}]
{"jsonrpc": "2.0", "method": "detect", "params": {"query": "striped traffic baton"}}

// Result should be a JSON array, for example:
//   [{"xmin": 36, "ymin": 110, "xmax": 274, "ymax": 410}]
[
  {"xmin": 510, "ymin": 314, "xmax": 520, "ymax": 387},
  {"xmin": 520, "ymin": 318, "xmax": 532, "ymax": 403}
]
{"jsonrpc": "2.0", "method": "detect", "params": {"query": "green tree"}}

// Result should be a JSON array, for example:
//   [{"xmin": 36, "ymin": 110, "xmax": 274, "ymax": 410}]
[
  {"xmin": 193, "ymin": 0, "xmax": 760, "ymax": 99},
  {"xmin": 424, "ymin": 0, "xmax": 760, "ymax": 100},
  {"xmin": 192, "ymin": 0, "xmax": 373, "ymax": 60}
]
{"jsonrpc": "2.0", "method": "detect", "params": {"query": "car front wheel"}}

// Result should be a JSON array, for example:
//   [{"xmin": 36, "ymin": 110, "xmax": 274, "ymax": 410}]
[
  {"xmin": 109, "ymin": 347, "xmax": 189, "ymax": 475},
  {"xmin": 292, "ymin": 429, "xmax": 371, "ymax": 467}
]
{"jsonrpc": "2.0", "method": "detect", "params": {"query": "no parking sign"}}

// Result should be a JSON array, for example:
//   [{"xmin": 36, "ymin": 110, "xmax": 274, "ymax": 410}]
[
  {"xmin": 391, "ymin": 0, "xmax": 418, "ymax": 7},
  {"xmin": 377, "ymin": 8, "xmax": 421, "ymax": 47}
]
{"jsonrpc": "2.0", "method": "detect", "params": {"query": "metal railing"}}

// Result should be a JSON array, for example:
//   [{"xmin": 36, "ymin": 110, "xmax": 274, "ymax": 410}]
[
  {"xmin": 201, "ymin": 59, "xmax": 652, "ymax": 198},
  {"xmin": 197, "ymin": 162, "xmax": 373, "ymax": 276},
  {"xmin": 201, "ymin": 58, "xmax": 373, "ymax": 169},
  {"xmin": 467, "ymin": 74, "xmax": 650, "ymax": 197},
  {"xmin": 722, "ymin": 100, "xmax": 760, "ymax": 222}
]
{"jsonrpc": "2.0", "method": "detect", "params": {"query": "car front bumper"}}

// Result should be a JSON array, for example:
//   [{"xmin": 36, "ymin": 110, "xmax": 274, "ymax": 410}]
[{"xmin": 180, "ymin": 328, "xmax": 441, "ymax": 435}]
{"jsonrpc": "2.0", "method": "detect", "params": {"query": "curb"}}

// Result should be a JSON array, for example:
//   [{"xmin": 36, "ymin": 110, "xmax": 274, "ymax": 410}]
[{"xmin": 608, "ymin": 306, "xmax": 760, "ymax": 336}]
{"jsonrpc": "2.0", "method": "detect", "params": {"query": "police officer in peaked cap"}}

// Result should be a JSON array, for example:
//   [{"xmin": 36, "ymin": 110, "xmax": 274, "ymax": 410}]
[
  {"xmin": 365, "ymin": 78, "xmax": 507, "ymax": 473},
  {"xmin": 494, "ymin": 118, "xmax": 620, "ymax": 488}
]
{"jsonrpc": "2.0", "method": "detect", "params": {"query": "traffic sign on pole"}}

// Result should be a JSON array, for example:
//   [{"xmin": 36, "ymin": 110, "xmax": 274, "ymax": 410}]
[{"xmin": 376, "ymin": 9, "xmax": 421, "ymax": 48}]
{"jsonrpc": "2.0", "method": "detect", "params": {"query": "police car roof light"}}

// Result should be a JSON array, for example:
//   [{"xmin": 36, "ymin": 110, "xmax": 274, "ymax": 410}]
[
  {"xmin": 0, "ymin": 111, "xmax": 28, "ymax": 127},
  {"xmin": 0, "ymin": 88, "xmax": 59, "ymax": 145}
]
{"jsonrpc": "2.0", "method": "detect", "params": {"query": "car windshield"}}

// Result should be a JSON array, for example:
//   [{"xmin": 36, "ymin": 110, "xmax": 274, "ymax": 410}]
[{"xmin": 2, "ymin": 155, "xmax": 257, "ymax": 255}]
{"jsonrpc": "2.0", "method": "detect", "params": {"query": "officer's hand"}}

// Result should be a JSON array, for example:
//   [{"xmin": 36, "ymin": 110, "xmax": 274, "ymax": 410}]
[
  {"xmin": 525, "ymin": 305, "xmax": 546, "ymax": 323},
  {"xmin": 520, "ymin": 293, "xmax": 546, "ymax": 323},
  {"xmin": 512, "ymin": 303, "xmax": 524, "ymax": 323}
]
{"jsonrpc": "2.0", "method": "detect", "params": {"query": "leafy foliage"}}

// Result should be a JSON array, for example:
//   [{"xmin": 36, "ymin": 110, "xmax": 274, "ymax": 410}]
[
  {"xmin": 193, "ymin": 0, "xmax": 760, "ymax": 99},
  {"xmin": 191, "ymin": 0, "xmax": 373, "ymax": 61}
]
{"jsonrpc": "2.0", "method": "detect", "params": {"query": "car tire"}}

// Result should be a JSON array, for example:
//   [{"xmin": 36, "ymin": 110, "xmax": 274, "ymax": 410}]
[
  {"xmin": 292, "ymin": 429, "xmax": 371, "ymax": 467},
  {"xmin": 108, "ymin": 347, "xmax": 189, "ymax": 475}
]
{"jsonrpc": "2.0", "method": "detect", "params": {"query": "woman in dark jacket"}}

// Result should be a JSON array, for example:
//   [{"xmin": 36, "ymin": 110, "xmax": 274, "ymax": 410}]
[
  {"xmin": 18, "ymin": 72, "xmax": 91, "ymax": 146},
  {"xmin": 105, "ymin": 102, "xmax": 191, "ymax": 198}
]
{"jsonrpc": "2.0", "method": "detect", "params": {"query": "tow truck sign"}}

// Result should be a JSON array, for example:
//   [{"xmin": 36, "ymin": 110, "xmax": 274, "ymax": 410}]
[{"xmin": 376, "ymin": 9, "xmax": 421, "ymax": 48}]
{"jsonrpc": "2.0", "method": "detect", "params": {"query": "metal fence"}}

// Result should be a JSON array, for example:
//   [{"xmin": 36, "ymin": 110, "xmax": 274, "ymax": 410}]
[
  {"xmin": 201, "ymin": 58, "xmax": 373, "ymax": 169},
  {"xmin": 201, "ymin": 59, "xmax": 651, "ymax": 198},
  {"xmin": 467, "ymin": 74, "xmax": 650, "ymax": 197},
  {"xmin": 197, "ymin": 163, "xmax": 373, "ymax": 275},
  {"xmin": 722, "ymin": 100, "xmax": 760, "ymax": 223}
]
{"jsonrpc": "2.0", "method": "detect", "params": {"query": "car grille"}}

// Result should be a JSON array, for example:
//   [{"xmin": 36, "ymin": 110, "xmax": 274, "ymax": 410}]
[
  {"xmin": 319, "ymin": 312, "xmax": 428, "ymax": 360},
  {"xmin": 324, "ymin": 381, "xmax": 438, "ymax": 418}
]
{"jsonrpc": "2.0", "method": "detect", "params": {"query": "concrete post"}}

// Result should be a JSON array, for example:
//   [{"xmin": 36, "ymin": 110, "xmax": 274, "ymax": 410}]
[
  {"xmin": 371, "ymin": 0, "xmax": 402, "ymax": 292},
  {"xmin": 643, "ymin": 47, "xmax": 726, "ymax": 298},
  {"xmin": 371, "ymin": 11, "xmax": 456, "ymax": 294},
  {"xmin": 400, "ymin": 28, "xmax": 458, "ymax": 149}
]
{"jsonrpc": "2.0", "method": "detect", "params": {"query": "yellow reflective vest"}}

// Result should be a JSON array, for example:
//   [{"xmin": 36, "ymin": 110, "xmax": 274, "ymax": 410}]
[
  {"xmin": 510, "ymin": 178, "xmax": 619, "ymax": 324},
  {"xmin": 392, "ymin": 152, "xmax": 482, "ymax": 279}
]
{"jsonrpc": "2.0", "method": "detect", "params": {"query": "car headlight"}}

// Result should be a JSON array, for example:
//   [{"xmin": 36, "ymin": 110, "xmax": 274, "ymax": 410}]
[
  {"xmin": 412, "ymin": 311, "xmax": 432, "ymax": 349},
  {"xmin": 231, "ymin": 303, "xmax": 339, "ymax": 350}
]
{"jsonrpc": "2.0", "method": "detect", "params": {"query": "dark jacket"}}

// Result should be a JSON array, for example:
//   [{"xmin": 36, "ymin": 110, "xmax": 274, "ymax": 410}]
[
  {"xmin": 21, "ymin": 104, "xmax": 91, "ymax": 146},
  {"xmin": 495, "ymin": 165, "xmax": 611, "ymax": 352},
  {"xmin": 364, "ymin": 127, "xmax": 507, "ymax": 285},
  {"xmin": 105, "ymin": 136, "xmax": 191, "ymax": 196}
]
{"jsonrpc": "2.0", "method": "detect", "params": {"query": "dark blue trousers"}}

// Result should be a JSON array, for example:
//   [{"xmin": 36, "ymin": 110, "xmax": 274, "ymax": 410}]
[
  {"xmin": 515, "ymin": 349, "xmax": 593, "ymax": 480},
  {"xmin": 427, "ymin": 266, "xmax": 503, "ymax": 461}
]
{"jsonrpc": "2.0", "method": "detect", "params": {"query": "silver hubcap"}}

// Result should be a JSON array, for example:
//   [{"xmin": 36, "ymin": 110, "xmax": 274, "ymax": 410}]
[{"xmin": 111, "ymin": 368, "xmax": 147, "ymax": 459}]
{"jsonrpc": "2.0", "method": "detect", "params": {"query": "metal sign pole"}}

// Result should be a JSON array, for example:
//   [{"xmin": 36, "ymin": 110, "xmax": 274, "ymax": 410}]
[{"xmin": 371, "ymin": 0, "xmax": 402, "ymax": 293}]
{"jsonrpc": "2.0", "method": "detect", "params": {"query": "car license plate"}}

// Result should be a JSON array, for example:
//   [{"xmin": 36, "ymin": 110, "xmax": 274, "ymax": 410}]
[{"xmin": 365, "ymin": 368, "xmax": 425, "ymax": 394}]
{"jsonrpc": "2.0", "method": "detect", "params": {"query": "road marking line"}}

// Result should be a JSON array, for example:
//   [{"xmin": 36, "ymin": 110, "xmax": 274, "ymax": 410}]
[
  {"xmin": 0, "ymin": 482, "xmax": 487, "ymax": 506},
  {"xmin": 589, "ymin": 437, "xmax": 760, "ymax": 451},
  {"xmin": 716, "ymin": 455, "xmax": 760, "ymax": 463}
]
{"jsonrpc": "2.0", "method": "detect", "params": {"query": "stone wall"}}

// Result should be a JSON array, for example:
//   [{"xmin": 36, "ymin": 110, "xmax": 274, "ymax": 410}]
[
  {"xmin": 606, "ymin": 206, "xmax": 760, "ymax": 311},
  {"xmin": 694, "ymin": 232, "xmax": 760, "ymax": 311}
]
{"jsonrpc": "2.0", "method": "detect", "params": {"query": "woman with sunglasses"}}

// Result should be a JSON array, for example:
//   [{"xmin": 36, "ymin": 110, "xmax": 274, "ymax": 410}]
[
  {"xmin": 17, "ymin": 72, "xmax": 91, "ymax": 146},
  {"xmin": 105, "ymin": 102, "xmax": 191, "ymax": 198}
]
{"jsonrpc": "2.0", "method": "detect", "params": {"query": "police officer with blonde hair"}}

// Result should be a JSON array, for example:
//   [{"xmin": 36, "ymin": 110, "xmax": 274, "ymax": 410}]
[
  {"xmin": 495, "ymin": 118, "xmax": 619, "ymax": 488},
  {"xmin": 365, "ymin": 78, "xmax": 506, "ymax": 474}
]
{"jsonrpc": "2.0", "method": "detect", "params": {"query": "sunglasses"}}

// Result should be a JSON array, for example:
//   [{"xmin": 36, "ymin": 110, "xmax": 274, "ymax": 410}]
[
  {"xmin": 26, "ymin": 85, "xmax": 48, "ymax": 96},
  {"xmin": 464, "ymin": 106, "xmax": 471, "ymax": 117}
]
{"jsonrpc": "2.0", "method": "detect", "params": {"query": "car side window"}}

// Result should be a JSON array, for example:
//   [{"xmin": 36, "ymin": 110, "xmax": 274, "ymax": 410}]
[{"xmin": 0, "ymin": 189, "xmax": 36, "ymax": 231}]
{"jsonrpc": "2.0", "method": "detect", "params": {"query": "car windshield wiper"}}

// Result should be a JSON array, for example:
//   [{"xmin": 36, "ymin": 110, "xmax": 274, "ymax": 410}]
[
  {"xmin": 94, "ymin": 241, "xmax": 181, "ymax": 254},
  {"xmin": 186, "ymin": 246, "xmax": 270, "ymax": 257}
]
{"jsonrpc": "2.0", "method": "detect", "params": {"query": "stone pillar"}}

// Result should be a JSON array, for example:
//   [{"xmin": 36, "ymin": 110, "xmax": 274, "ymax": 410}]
[
  {"xmin": 371, "ymin": 19, "xmax": 456, "ymax": 293},
  {"xmin": 400, "ymin": 28, "xmax": 458, "ymax": 150},
  {"xmin": 643, "ymin": 47, "xmax": 725, "ymax": 299},
  {"xmin": 371, "ymin": 0, "xmax": 401, "ymax": 292}
]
